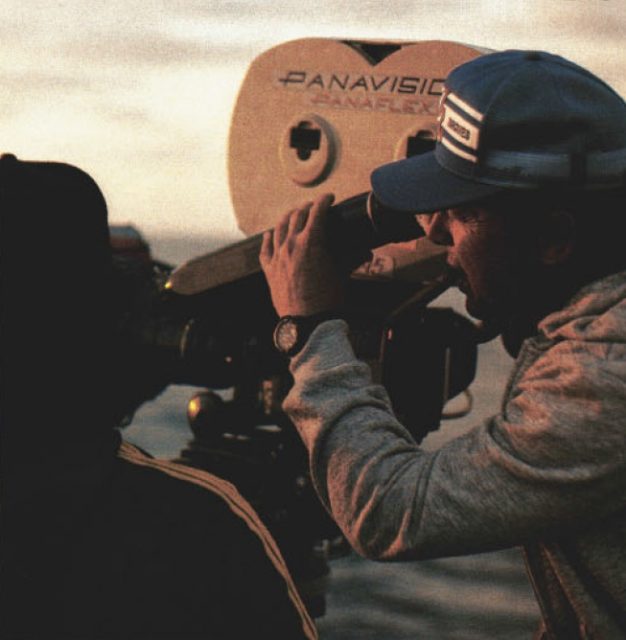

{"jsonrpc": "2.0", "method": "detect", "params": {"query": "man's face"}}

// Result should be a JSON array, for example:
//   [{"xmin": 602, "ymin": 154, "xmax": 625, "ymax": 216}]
[{"xmin": 416, "ymin": 203, "xmax": 537, "ymax": 322}]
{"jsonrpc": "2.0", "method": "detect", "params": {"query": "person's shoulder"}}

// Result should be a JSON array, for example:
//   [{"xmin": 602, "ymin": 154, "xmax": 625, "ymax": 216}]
[
  {"xmin": 115, "ymin": 441, "xmax": 258, "ymax": 531},
  {"xmin": 538, "ymin": 270, "xmax": 626, "ymax": 346}
]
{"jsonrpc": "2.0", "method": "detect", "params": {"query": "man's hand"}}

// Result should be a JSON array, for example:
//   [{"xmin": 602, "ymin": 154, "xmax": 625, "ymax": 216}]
[{"xmin": 260, "ymin": 194, "xmax": 345, "ymax": 317}]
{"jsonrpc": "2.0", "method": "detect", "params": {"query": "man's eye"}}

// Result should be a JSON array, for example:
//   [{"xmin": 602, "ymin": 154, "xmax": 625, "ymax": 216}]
[{"xmin": 451, "ymin": 208, "xmax": 481, "ymax": 223}]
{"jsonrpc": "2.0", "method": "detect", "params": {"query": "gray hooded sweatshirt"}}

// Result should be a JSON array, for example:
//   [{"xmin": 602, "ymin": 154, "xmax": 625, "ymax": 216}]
[{"xmin": 283, "ymin": 271, "xmax": 626, "ymax": 639}]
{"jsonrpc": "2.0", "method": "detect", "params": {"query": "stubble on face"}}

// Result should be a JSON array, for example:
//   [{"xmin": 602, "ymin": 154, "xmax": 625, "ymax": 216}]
[{"xmin": 444, "ymin": 205, "xmax": 539, "ymax": 324}]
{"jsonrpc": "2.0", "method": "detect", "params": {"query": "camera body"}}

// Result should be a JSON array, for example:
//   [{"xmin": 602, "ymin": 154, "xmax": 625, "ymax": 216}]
[
  {"xmin": 109, "ymin": 219, "xmax": 478, "ymax": 616},
  {"xmin": 110, "ymin": 39, "xmax": 488, "ymax": 616}
]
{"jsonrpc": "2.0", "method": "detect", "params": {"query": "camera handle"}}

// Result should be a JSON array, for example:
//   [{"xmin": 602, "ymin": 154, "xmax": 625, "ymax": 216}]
[{"xmin": 166, "ymin": 192, "xmax": 423, "ymax": 296}]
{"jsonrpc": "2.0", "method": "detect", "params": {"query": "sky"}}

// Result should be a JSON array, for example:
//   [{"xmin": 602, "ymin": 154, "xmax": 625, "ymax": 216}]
[{"xmin": 1, "ymin": 0, "xmax": 625, "ymax": 245}]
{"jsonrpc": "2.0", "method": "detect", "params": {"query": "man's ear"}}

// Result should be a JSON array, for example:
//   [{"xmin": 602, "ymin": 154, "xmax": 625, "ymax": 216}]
[{"xmin": 539, "ymin": 210, "xmax": 576, "ymax": 265}]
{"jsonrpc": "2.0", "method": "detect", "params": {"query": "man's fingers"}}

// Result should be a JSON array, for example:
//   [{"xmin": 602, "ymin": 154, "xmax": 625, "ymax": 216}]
[
  {"xmin": 289, "ymin": 202, "xmax": 312, "ymax": 236},
  {"xmin": 275, "ymin": 208, "xmax": 296, "ymax": 247},
  {"xmin": 273, "ymin": 202, "xmax": 314, "ymax": 252},
  {"xmin": 265, "ymin": 195, "xmax": 334, "ymax": 266},
  {"xmin": 259, "ymin": 230, "xmax": 273, "ymax": 266},
  {"xmin": 306, "ymin": 193, "xmax": 335, "ymax": 239}
]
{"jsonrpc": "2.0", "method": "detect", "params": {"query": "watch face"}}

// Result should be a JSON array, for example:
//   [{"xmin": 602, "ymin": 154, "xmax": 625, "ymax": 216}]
[{"xmin": 275, "ymin": 317, "xmax": 299, "ymax": 353}]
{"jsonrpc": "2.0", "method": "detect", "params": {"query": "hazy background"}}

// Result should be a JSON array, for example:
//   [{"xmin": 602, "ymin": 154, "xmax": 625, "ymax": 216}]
[{"xmin": 1, "ymin": 0, "xmax": 624, "ymax": 247}]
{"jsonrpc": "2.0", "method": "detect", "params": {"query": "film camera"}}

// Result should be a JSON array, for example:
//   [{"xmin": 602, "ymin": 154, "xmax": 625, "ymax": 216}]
[
  {"xmin": 109, "ymin": 197, "xmax": 477, "ymax": 616},
  {"xmin": 1, "ymin": 39, "xmax": 486, "ymax": 618},
  {"xmin": 109, "ymin": 39, "xmax": 486, "ymax": 616}
]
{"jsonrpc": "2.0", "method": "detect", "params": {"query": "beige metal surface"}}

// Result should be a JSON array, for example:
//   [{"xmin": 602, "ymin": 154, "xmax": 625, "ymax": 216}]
[{"xmin": 228, "ymin": 39, "xmax": 485, "ymax": 235}]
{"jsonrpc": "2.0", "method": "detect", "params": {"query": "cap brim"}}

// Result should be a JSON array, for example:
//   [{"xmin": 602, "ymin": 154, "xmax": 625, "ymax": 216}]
[{"xmin": 371, "ymin": 151, "xmax": 505, "ymax": 213}]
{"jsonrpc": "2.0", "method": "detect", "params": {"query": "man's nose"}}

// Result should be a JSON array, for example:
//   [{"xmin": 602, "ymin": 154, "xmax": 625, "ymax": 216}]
[{"xmin": 415, "ymin": 211, "xmax": 452, "ymax": 246}]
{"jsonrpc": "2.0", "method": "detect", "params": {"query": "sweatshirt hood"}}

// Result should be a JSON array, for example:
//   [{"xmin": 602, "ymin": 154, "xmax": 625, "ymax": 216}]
[{"xmin": 538, "ymin": 270, "xmax": 626, "ymax": 343}]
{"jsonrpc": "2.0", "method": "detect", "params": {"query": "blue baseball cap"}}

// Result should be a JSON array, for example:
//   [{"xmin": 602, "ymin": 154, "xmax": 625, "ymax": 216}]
[{"xmin": 371, "ymin": 50, "xmax": 626, "ymax": 213}]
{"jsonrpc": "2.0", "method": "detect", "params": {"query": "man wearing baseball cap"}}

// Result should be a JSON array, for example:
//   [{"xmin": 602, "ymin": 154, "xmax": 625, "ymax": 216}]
[{"xmin": 261, "ymin": 50, "xmax": 626, "ymax": 638}]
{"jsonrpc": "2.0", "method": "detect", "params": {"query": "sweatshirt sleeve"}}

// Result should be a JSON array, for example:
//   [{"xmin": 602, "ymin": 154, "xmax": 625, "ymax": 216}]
[{"xmin": 283, "ymin": 319, "xmax": 626, "ymax": 561}]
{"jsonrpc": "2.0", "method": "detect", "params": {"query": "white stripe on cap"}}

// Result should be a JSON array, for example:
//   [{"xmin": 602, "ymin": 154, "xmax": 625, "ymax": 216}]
[
  {"xmin": 441, "ymin": 136, "xmax": 478, "ymax": 163},
  {"xmin": 447, "ymin": 92, "xmax": 484, "ymax": 122}
]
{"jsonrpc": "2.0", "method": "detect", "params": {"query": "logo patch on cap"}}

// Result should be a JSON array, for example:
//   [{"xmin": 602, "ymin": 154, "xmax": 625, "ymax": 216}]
[{"xmin": 438, "ymin": 91, "xmax": 484, "ymax": 163}]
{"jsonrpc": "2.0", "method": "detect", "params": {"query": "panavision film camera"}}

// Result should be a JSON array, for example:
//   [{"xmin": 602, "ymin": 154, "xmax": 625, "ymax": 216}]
[{"xmin": 4, "ymin": 39, "xmax": 487, "ymax": 617}]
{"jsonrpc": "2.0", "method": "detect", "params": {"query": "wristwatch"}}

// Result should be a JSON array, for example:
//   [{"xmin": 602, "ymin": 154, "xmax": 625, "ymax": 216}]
[{"xmin": 273, "ymin": 312, "xmax": 340, "ymax": 357}]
